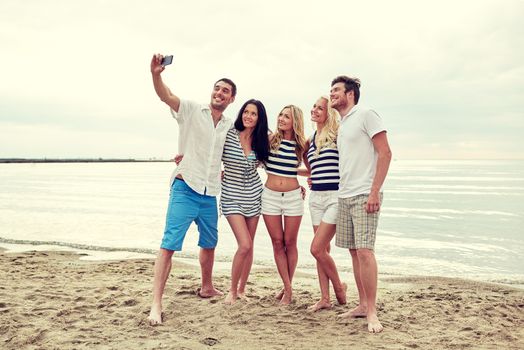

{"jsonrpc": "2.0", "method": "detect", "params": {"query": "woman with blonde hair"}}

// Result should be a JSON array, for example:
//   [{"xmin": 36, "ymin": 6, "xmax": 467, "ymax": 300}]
[
  {"xmin": 262, "ymin": 105, "xmax": 307, "ymax": 305},
  {"xmin": 303, "ymin": 96, "xmax": 347, "ymax": 311}
]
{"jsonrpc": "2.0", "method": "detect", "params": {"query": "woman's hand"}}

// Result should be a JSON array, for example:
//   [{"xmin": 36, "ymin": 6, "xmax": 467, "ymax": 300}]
[{"xmin": 172, "ymin": 154, "xmax": 183, "ymax": 165}]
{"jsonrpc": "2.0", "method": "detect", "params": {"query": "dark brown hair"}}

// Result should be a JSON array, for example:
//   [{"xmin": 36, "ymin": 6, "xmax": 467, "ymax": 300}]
[{"xmin": 331, "ymin": 75, "xmax": 361, "ymax": 104}]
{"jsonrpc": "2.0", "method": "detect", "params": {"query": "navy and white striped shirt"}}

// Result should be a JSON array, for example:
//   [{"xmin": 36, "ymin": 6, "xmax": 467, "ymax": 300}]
[
  {"xmin": 266, "ymin": 139, "xmax": 298, "ymax": 178},
  {"xmin": 220, "ymin": 128, "xmax": 263, "ymax": 217},
  {"xmin": 306, "ymin": 132, "xmax": 339, "ymax": 191}
]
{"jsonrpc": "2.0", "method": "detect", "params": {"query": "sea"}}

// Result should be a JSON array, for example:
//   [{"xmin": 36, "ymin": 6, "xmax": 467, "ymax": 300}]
[{"xmin": 1, "ymin": 160, "xmax": 523, "ymax": 287}]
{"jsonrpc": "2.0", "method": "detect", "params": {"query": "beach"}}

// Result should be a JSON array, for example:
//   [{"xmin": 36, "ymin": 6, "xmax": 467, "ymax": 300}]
[{"xmin": 1, "ymin": 249, "xmax": 522, "ymax": 350}]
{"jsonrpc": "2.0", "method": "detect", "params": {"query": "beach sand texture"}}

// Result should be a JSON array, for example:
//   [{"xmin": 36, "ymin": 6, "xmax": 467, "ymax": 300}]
[{"xmin": 1, "ymin": 250, "xmax": 523, "ymax": 350}]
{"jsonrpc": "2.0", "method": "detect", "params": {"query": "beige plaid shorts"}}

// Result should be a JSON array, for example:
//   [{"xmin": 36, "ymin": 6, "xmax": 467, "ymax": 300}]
[{"xmin": 335, "ymin": 193, "xmax": 383, "ymax": 250}]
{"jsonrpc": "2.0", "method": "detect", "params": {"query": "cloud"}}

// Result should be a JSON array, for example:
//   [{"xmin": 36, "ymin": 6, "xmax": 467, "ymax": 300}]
[{"xmin": 0, "ymin": 0, "xmax": 523, "ymax": 159}]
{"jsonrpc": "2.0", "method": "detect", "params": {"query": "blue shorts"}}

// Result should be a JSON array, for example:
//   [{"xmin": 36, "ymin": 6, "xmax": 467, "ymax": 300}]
[{"xmin": 161, "ymin": 179, "xmax": 218, "ymax": 251}]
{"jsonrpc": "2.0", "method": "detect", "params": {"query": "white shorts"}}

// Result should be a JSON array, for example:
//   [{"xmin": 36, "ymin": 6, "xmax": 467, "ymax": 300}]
[
  {"xmin": 309, "ymin": 190, "xmax": 338, "ymax": 225},
  {"xmin": 261, "ymin": 187, "xmax": 304, "ymax": 216}
]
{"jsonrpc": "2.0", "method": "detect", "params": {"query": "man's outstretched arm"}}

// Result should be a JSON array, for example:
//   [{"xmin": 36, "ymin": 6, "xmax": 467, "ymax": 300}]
[{"xmin": 150, "ymin": 54, "xmax": 181, "ymax": 112}]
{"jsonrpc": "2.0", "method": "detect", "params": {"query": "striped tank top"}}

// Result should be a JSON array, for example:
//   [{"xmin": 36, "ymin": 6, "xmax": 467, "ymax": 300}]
[
  {"xmin": 265, "ymin": 139, "xmax": 298, "ymax": 178},
  {"xmin": 306, "ymin": 131, "xmax": 339, "ymax": 191}
]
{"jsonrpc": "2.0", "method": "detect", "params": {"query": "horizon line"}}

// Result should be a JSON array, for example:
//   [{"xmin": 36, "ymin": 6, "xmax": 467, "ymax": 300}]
[{"xmin": 1, "ymin": 157, "xmax": 524, "ymax": 163}]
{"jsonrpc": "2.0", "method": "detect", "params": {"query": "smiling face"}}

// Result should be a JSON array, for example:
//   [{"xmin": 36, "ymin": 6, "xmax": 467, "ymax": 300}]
[
  {"xmin": 210, "ymin": 81, "xmax": 235, "ymax": 111},
  {"xmin": 242, "ymin": 103, "xmax": 259, "ymax": 128},
  {"xmin": 277, "ymin": 107, "xmax": 293, "ymax": 133},
  {"xmin": 329, "ymin": 82, "xmax": 351, "ymax": 112},
  {"xmin": 310, "ymin": 97, "xmax": 328, "ymax": 124}
]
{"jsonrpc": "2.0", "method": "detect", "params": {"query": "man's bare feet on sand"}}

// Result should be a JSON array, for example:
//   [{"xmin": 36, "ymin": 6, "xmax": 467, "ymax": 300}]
[
  {"xmin": 367, "ymin": 313, "xmax": 383, "ymax": 333},
  {"xmin": 224, "ymin": 291, "xmax": 237, "ymax": 305},
  {"xmin": 147, "ymin": 304, "xmax": 162, "ymax": 326},
  {"xmin": 338, "ymin": 304, "xmax": 367, "ymax": 319},
  {"xmin": 274, "ymin": 288, "xmax": 285, "ymax": 300},
  {"xmin": 196, "ymin": 287, "xmax": 224, "ymax": 298},
  {"xmin": 279, "ymin": 290, "xmax": 292, "ymax": 305},
  {"xmin": 334, "ymin": 283, "xmax": 348, "ymax": 305},
  {"xmin": 307, "ymin": 299, "xmax": 332, "ymax": 312}
]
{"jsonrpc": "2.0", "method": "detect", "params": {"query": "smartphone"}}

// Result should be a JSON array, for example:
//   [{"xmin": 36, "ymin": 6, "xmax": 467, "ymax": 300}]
[{"xmin": 161, "ymin": 55, "xmax": 173, "ymax": 66}]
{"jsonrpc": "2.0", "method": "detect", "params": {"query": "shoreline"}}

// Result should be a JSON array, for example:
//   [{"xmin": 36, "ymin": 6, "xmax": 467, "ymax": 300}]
[
  {"xmin": 1, "ymin": 249, "xmax": 523, "ymax": 349},
  {"xmin": 1, "ymin": 241, "xmax": 523, "ymax": 290},
  {"xmin": 0, "ymin": 158, "xmax": 170, "ymax": 163}
]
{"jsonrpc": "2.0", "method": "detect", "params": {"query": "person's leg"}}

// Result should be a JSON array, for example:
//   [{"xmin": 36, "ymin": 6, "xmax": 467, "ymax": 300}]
[
  {"xmin": 356, "ymin": 248, "xmax": 382, "ymax": 332},
  {"xmin": 196, "ymin": 248, "xmax": 222, "ymax": 297},
  {"xmin": 224, "ymin": 215, "xmax": 253, "ymax": 304},
  {"xmin": 341, "ymin": 194, "xmax": 383, "ymax": 332},
  {"xmin": 238, "ymin": 216, "xmax": 259, "ymax": 297},
  {"xmin": 308, "ymin": 194, "xmax": 331, "ymax": 310},
  {"xmin": 281, "ymin": 215, "xmax": 302, "ymax": 305},
  {"xmin": 335, "ymin": 196, "xmax": 367, "ymax": 319},
  {"xmin": 195, "ymin": 194, "xmax": 222, "ymax": 297},
  {"xmin": 356, "ymin": 193, "xmax": 382, "ymax": 333},
  {"xmin": 339, "ymin": 248, "xmax": 368, "ymax": 319},
  {"xmin": 148, "ymin": 248, "xmax": 174, "ymax": 325},
  {"xmin": 310, "ymin": 221, "xmax": 347, "ymax": 308},
  {"xmin": 308, "ymin": 225, "xmax": 331, "ymax": 311},
  {"xmin": 149, "ymin": 179, "xmax": 196, "ymax": 325},
  {"xmin": 263, "ymin": 214, "xmax": 291, "ymax": 301}
]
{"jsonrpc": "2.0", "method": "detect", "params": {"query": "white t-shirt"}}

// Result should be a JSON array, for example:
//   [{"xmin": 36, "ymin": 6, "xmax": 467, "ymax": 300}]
[
  {"xmin": 169, "ymin": 99, "xmax": 233, "ymax": 196},
  {"xmin": 337, "ymin": 105, "xmax": 386, "ymax": 198}
]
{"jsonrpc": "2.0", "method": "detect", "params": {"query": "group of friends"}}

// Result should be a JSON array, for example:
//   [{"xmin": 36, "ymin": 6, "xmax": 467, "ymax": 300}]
[{"xmin": 147, "ymin": 54, "xmax": 392, "ymax": 333}]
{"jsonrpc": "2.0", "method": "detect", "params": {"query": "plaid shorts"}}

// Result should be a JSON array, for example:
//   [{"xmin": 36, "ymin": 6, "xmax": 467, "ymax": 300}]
[{"xmin": 335, "ymin": 193, "xmax": 383, "ymax": 250}]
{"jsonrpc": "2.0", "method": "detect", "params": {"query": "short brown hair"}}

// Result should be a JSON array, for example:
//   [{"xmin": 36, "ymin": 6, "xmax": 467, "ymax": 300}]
[
  {"xmin": 214, "ymin": 78, "xmax": 237, "ymax": 97},
  {"xmin": 331, "ymin": 76, "xmax": 361, "ymax": 104}
]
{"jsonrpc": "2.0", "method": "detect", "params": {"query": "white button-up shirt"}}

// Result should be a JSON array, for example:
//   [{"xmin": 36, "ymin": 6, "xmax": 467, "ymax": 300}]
[{"xmin": 169, "ymin": 99, "xmax": 233, "ymax": 196}]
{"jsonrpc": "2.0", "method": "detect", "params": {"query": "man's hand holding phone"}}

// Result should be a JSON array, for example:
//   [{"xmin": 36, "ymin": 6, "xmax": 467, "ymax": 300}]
[{"xmin": 150, "ymin": 54, "xmax": 173, "ymax": 75}]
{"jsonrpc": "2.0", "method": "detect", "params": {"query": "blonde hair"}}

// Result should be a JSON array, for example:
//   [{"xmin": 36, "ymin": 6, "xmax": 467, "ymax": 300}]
[
  {"xmin": 270, "ymin": 105, "xmax": 307, "ymax": 165},
  {"xmin": 313, "ymin": 96, "xmax": 339, "ymax": 157}
]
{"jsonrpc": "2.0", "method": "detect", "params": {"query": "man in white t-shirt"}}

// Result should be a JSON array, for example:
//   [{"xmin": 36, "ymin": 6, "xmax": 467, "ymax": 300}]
[
  {"xmin": 147, "ymin": 54, "xmax": 236, "ymax": 325},
  {"xmin": 330, "ymin": 75, "xmax": 392, "ymax": 333}
]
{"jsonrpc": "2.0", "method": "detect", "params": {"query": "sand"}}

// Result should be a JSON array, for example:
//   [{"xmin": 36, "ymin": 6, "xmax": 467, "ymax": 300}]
[{"xmin": 1, "ymin": 249, "xmax": 523, "ymax": 350}]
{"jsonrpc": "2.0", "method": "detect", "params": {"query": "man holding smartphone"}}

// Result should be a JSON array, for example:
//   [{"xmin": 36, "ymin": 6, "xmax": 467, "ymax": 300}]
[{"xmin": 148, "ymin": 53, "xmax": 236, "ymax": 325}]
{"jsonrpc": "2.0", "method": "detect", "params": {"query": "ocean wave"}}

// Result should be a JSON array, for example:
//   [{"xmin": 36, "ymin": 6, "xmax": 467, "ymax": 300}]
[
  {"xmin": 385, "ymin": 207, "xmax": 520, "ymax": 217},
  {"xmin": 388, "ymin": 176, "xmax": 524, "ymax": 182}
]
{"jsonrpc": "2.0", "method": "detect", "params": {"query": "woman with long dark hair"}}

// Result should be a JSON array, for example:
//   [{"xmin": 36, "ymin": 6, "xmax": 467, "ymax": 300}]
[{"xmin": 221, "ymin": 99, "xmax": 269, "ymax": 304}]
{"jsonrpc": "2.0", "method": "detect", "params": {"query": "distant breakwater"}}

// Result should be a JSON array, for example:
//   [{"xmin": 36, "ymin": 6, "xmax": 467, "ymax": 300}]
[{"xmin": 0, "ymin": 158, "xmax": 170, "ymax": 163}]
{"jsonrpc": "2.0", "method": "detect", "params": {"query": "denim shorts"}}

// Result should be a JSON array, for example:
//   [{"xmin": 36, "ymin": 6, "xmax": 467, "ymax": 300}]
[{"xmin": 161, "ymin": 179, "xmax": 218, "ymax": 251}]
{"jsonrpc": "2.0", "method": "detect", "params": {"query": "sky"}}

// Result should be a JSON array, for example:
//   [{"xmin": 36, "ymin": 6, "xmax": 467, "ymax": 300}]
[{"xmin": 1, "ymin": 0, "xmax": 523, "ymax": 160}]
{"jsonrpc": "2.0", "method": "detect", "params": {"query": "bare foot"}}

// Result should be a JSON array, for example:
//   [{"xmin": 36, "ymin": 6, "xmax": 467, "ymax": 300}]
[
  {"xmin": 224, "ymin": 291, "xmax": 237, "ymax": 305},
  {"xmin": 334, "ymin": 282, "xmax": 347, "ymax": 305},
  {"xmin": 274, "ymin": 288, "xmax": 285, "ymax": 300},
  {"xmin": 367, "ymin": 313, "xmax": 383, "ymax": 333},
  {"xmin": 237, "ymin": 291, "xmax": 249, "ymax": 300},
  {"xmin": 279, "ymin": 290, "xmax": 292, "ymax": 305},
  {"xmin": 339, "ymin": 304, "xmax": 367, "ymax": 319},
  {"xmin": 307, "ymin": 299, "xmax": 332, "ymax": 312},
  {"xmin": 197, "ymin": 287, "xmax": 224, "ymax": 298},
  {"xmin": 147, "ymin": 304, "xmax": 162, "ymax": 326}
]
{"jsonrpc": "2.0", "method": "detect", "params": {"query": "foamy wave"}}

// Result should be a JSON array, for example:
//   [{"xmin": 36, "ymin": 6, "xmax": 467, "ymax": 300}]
[
  {"xmin": 388, "ymin": 176, "xmax": 524, "ymax": 182},
  {"xmin": 387, "ymin": 189, "xmax": 523, "ymax": 196},
  {"xmin": 385, "ymin": 207, "xmax": 520, "ymax": 217}
]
